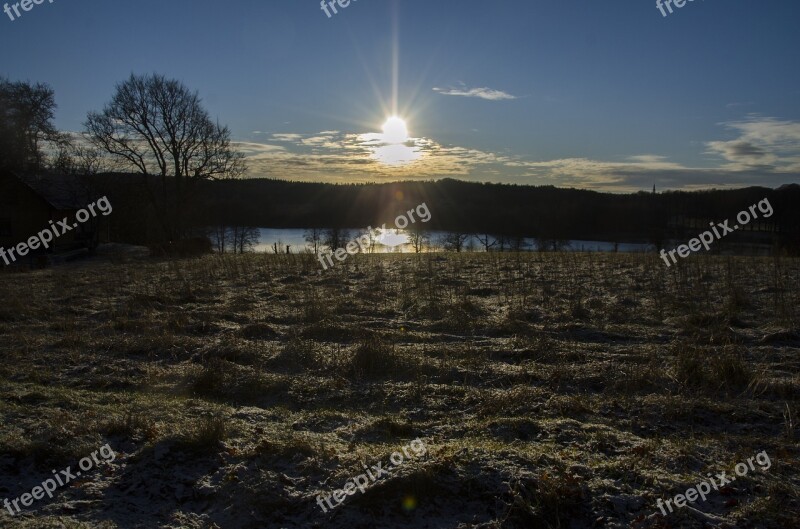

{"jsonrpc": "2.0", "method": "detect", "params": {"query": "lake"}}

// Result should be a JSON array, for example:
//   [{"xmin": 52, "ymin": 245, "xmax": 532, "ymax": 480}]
[{"xmin": 252, "ymin": 228, "xmax": 654, "ymax": 254}]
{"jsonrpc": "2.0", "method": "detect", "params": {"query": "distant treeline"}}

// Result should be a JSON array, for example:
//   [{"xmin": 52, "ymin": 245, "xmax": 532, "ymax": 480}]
[{"xmin": 93, "ymin": 175, "xmax": 800, "ymax": 253}]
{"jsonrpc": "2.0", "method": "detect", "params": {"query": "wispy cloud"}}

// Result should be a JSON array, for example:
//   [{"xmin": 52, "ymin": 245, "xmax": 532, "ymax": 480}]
[
  {"xmin": 725, "ymin": 102, "xmax": 754, "ymax": 109},
  {"xmin": 270, "ymin": 133, "xmax": 303, "ymax": 142},
  {"xmin": 432, "ymin": 84, "xmax": 518, "ymax": 101},
  {"xmin": 705, "ymin": 116, "xmax": 800, "ymax": 172}
]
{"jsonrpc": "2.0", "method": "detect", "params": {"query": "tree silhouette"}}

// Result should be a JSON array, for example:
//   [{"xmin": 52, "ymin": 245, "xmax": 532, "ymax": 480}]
[
  {"xmin": 85, "ymin": 74, "xmax": 244, "ymax": 242},
  {"xmin": 0, "ymin": 78, "xmax": 59, "ymax": 173}
]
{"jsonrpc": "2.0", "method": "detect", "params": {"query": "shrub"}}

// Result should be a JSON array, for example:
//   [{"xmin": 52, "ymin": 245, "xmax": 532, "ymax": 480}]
[{"xmin": 350, "ymin": 335, "xmax": 401, "ymax": 378}]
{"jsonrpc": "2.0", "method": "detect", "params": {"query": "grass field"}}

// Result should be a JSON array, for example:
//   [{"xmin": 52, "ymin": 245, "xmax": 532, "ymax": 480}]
[{"xmin": 0, "ymin": 251, "xmax": 798, "ymax": 528}]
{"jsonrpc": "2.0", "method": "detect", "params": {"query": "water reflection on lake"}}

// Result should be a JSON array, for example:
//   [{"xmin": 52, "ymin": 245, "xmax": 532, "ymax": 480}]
[{"xmin": 253, "ymin": 228, "xmax": 654, "ymax": 254}]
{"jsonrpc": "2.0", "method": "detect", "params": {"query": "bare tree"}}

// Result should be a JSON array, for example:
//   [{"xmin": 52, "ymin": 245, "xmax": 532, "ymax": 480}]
[
  {"xmin": 476, "ymin": 233, "xmax": 497, "ymax": 252},
  {"xmin": 211, "ymin": 225, "xmax": 228, "ymax": 254},
  {"xmin": 212, "ymin": 226, "xmax": 259, "ymax": 254},
  {"xmin": 495, "ymin": 234, "xmax": 509, "ymax": 252},
  {"xmin": 232, "ymin": 226, "xmax": 259, "ymax": 254},
  {"xmin": 304, "ymin": 228, "xmax": 323, "ymax": 255},
  {"xmin": 442, "ymin": 232, "xmax": 470, "ymax": 253},
  {"xmin": 51, "ymin": 134, "xmax": 107, "ymax": 176},
  {"xmin": 465, "ymin": 236, "xmax": 477, "ymax": 252},
  {"xmin": 367, "ymin": 226, "xmax": 381, "ymax": 253},
  {"xmin": 510, "ymin": 235, "xmax": 529, "ymax": 252},
  {"xmin": 322, "ymin": 228, "xmax": 350, "ymax": 252},
  {"xmin": 0, "ymin": 78, "xmax": 59, "ymax": 173},
  {"xmin": 408, "ymin": 225, "xmax": 429, "ymax": 254},
  {"xmin": 85, "ymin": 73, "xmax": 245, "ymax": 241},
  {"xmin": 534, "ymin": 237, "xmax": 569, "ymax": 252}
]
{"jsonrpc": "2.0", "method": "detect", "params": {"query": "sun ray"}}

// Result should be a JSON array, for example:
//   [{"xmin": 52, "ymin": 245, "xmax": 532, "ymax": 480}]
[{"xmin": 391, "ymin": 1, "xmax": 399, "ymax": 116}]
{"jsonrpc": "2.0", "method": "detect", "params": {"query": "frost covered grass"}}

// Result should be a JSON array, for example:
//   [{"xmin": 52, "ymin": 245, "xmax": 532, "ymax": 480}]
[{"xmin": 0, "ymin": 251, "xmax": 798, "ymax": 528}]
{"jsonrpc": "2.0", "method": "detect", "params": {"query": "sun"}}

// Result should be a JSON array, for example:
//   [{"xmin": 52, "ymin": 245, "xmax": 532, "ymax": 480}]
[
  {"xmin": 369, "ymin": 115, "xmax": 420, "ymax": 166},
  {"xmin": 381, "ymin": 116, "xmax": 409, "ymax": 144}
]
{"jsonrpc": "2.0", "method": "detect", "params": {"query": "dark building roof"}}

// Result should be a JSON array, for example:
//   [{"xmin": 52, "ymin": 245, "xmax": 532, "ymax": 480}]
[{"xmin": 14, "ymin": 173, "xmax": 91, "ymax": 211}]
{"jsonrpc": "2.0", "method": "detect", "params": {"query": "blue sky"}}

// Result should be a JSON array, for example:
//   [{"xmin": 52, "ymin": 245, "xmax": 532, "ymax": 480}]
[{"xmin": 2, "ymin": 0, "xmax": 799, "ymax": 191}]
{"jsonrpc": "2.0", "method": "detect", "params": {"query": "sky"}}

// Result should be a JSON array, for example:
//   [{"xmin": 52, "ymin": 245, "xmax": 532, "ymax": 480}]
[{"xmin": 1, "ymin": 0, "xmax": 799, "ymax": 192}]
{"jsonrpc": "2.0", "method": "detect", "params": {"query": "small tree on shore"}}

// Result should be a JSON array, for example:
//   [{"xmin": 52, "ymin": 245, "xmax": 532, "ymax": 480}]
[
  {"xmin": 408, "ymin": 225, "xmax": 430, "ymax": 253},
  {"xmin": 304, "ymin": 228, "xmax": 323, "ymax": 255},
  {"xmin": 322, "ymin": 228, "xmax": 350, "ymax": 252},
  {"xmin": 476, "ymin": 233, "xmax": 497, "ymax": 252},
  {"xmin": 442, "ymin": 232, "xmax": 470, "ymax": 253},
  {"xmin": 211, "ymin": 226, "xmax": 259, "ymax": 254}
]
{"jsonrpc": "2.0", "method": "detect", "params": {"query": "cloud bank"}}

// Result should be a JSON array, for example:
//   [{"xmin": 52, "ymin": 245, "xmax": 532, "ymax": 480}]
[{"xmin": 236, "ymin": 116, "xmax": 799, "ymax": 192}]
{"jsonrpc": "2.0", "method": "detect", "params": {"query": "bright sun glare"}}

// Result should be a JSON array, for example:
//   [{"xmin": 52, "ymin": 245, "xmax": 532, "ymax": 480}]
[
  {"xmin": 369, "ymin": 115, "xmax": 419, "ymax": 166},
  {"xmin": 381, "ymin": 116, "xmax": 409, "ymax": 144}
]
